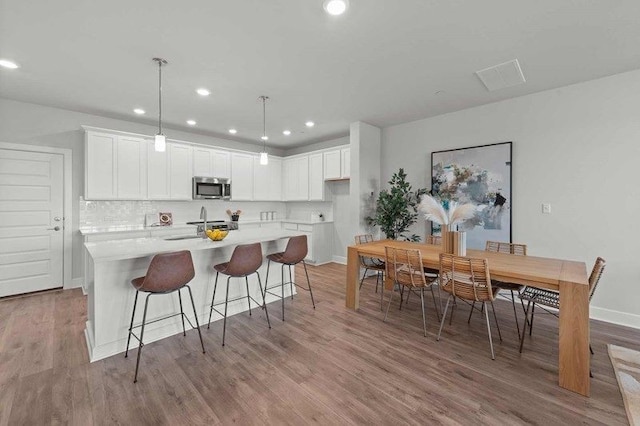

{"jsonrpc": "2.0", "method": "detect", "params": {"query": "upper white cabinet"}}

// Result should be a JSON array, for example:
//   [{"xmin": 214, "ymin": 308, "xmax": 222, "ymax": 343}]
[
  {"xmin": 323, "ymin": 150, "xmax": 341, "ymax": 180},
  {"xmin": 116, "ymin": 136, "xmax": 147, "ymax": 199},
  {"xmin": 231, "ymin": 153, "xmax": 254, "ymax": 200},
  {"xmin": 85, "ymin": 131, "xmax": 146, "ymax": 200},
  {"xmin": 283, "ymin": 156, "xmax": 309, "ymax": 201},
  {"xmin": 168, "ymin": 143, "xmax": 193, "ymax": 200},
  {"xmin": 253, "ymin": 156, "xmax": 282, "ymax": 201},
  {"xmin": 341, "ymin": 147, "xmax": 350, "ymax": 179},
  {"xmin": 147, "ymin": 141, "xmax": 170, "ymax": 199},
  {"xmin": 308, "ymin": 153, "xmax": 324, "ymax": 201},
  {"xmin": 323, "ymin": 147, "xmax": 350, "ymax": 180},
  {"xmin": 85, "ymin": 132, "xmax": 117, "ymax": 199},
  {"xmin": 193, "ymin": 147, "xmax": 231, "ymax": 179}
]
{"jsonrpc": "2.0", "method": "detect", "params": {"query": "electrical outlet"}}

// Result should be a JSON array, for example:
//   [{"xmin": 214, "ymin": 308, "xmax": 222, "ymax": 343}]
[{"xmin": 542, "ymin": 203, "xmax": 551, "ymax": 214}]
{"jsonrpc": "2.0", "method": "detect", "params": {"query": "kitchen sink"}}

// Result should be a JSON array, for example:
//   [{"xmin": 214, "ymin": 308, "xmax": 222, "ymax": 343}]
[{"xmin": 163, "ymin": 235, "xmax": 203, "ymax": 241}]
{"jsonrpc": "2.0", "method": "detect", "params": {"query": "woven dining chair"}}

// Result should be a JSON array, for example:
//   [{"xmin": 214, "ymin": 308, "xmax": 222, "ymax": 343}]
[
  {"xmin": 436, "ymin": 253, "xmax": 502, "ymax": 359},
  {"xmin": 483, "ymin": 241, "xmax": 528, "ymax": 339},
  {"xmin": 383, "ymin": 247, "xmax": 441, "ymax": 337},
  {"xmin": 355, "ymin": 234, "xmax": 386, "ymax": 310},
  {"xmin": 519, "ymin": 257, "xmax": 606, "ymax": 354}
]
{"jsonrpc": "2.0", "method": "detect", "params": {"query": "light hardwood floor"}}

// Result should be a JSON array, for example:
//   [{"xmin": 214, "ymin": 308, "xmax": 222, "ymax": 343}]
[{"xmin": 0, "ymin": 262, "xmax": 637, "ymax": 425}]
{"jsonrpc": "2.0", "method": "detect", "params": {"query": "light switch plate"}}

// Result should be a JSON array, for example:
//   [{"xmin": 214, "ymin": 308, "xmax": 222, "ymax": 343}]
[{"xmin": 542, "ymin": 203, "xmax": 551, "ymax": 214}]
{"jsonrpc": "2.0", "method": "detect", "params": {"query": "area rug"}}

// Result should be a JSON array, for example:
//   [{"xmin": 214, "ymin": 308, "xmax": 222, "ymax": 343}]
[{"xmin": 609, "ymin": 344, "xmax": 640, "ymax": 426}]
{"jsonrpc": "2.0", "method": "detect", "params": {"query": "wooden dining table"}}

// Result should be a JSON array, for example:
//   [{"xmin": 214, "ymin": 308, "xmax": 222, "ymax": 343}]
[{"xmin": 346, "ymin": 239, "xmax": 591, "ymax": 397}]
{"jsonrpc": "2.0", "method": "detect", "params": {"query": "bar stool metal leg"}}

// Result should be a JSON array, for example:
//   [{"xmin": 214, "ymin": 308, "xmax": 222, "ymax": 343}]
[
  {"xmin": 263, "ymin": 260, "xmax": 271, "ymax": 302},
  {"xmin": 289, "ymin": 265, "xmax": 294, "ymax": 300},
  {"xmin": 125, "ymin": 290, "xmax": 139, "ymax": 358},
  {"xmin": 281, "ymin": 264, "xmax": 285, "ymax": 321},
  {"xmin": 134, "ymin": 293, "xmax": 152, "ymax": 383},
  {"xmin": 185, "ymin": 285, "xmax": 205, "ymax": 353},
  {"xmin": 222, "ymin": 276, "xmax": 231, "ymax": 346},
  {"xmin": 208, "ymin": 272, "xmax": 220, "ymax": 329},
  {"xmin": 302, "ymin": 261, "xmax": 315, "ymax": 309},
  {"xmin": 255, "ymin": 272, "xmax": 271, "ymax": 329},
  {"xmin": 245, "ymin": 276, "xmax": 252, "ymax": 316},
  {"xmin": 178, "ymin": 290, "xmax": 186, "ymax": 336}
]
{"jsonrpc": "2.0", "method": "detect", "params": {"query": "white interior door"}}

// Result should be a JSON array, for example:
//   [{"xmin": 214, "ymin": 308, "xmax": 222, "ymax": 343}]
[{"xmin": 0, "ymin": 148, "xmax": 64, "ymax": 297}]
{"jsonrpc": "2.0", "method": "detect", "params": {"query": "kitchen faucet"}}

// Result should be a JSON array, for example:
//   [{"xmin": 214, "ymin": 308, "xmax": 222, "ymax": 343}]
[{"xmin": 199, "ymin": 206, "xmax": 207, "ymax": 238}]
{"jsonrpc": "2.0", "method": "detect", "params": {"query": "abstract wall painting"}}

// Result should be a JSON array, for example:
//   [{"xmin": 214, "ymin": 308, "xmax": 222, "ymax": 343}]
[{"xmin": 430, "ymin": 142, "xmax": 512, "ymax": 249}]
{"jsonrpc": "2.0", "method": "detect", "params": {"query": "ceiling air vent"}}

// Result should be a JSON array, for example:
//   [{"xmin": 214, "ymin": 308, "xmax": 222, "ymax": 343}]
[{"xmin": 476, "ymin": 59, "xmax": 526, "ymax": 91}]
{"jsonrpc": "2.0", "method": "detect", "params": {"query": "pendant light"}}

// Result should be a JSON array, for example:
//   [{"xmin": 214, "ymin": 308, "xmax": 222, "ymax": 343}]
[
  {"xmin": 259, "ymin": 95, "xmax": 269, "ymax": 165},
  {"xmin": 153, "ymin": 57, "xmax": 168, "ymax": 152}
]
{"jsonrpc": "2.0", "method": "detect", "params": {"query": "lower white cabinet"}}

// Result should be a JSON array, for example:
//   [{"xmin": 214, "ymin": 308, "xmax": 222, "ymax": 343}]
[{"xmin": 281, "ymin": 222, "xmax": 333, "ymax": 264}]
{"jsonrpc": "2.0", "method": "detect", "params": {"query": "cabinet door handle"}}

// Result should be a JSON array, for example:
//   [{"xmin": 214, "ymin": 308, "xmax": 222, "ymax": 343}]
[{"xmin": 47, "ymin": 226, "xmax": 61, "ymax": 231}]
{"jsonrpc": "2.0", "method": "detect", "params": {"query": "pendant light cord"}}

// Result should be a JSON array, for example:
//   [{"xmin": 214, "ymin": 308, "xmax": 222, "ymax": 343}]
[{"xmin": 158, "ymin": 60, "xmax": 162, "ymax": 135}]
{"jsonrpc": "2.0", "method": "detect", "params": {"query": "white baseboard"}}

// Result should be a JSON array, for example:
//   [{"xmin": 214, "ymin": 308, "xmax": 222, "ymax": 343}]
[
  {"xmin": 67, "ymin": 277, "xmax": 83, "ymax": 290},
  {"xmin": 590, "ymin": 306, "xmax": 640, "ymax": 330},
  {"xmin": 332, "ymin": 255, "xmax": 347, "ymax": 265}
]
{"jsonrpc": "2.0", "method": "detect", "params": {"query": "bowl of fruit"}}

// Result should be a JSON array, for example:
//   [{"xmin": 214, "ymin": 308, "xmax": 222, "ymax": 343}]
[{"xmin": 206, "ymin": 228, "xmax": 229, "ymax": 241}]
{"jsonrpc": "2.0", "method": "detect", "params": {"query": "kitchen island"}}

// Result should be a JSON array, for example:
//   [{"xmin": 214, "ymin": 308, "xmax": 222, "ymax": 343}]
[{"xmin": 84, "ymin": 228, "xmax": 302, "ymax": 361}]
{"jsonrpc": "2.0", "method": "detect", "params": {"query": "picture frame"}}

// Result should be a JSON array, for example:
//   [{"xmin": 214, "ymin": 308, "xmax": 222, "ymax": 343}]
[{"xmin": 430, "ymin": 142, "xmax": 512, "ymax": 249}]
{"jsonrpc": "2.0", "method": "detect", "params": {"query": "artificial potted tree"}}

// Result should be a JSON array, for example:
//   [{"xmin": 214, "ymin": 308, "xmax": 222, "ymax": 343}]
[{"xmin": 366, "ymin": 168, "xmax": 427, "ymax": 241}]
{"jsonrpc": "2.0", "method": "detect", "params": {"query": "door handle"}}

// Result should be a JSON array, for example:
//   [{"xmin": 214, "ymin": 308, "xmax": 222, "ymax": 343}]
[{"xmin": 47, "ymin": 226, "xmax": 61, "ymax": 231}]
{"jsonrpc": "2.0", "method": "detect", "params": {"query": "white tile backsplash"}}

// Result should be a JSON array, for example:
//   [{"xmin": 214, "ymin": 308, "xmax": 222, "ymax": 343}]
[{"xmin": 79, "ymin": 198, "xmax": 288, "ymax": 227}]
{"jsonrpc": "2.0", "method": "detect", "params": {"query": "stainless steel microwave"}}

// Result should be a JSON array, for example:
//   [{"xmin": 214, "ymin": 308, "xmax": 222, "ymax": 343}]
[{"xmin": 192, "ymin": 177, "xmax": 231, "ymax": 200}]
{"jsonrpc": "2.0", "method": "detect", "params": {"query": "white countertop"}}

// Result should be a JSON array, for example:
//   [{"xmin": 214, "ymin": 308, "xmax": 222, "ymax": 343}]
[
  {"xmin": 280, "ymin": 219, "xmax": 333, "ymax": 224},
  {"xmin": 84, "ymin": 228, "xmax": 303, "ymax": 262},
  {"xmin": 79, "ymin": 224, "xmax": 195, "ymax": 235}
]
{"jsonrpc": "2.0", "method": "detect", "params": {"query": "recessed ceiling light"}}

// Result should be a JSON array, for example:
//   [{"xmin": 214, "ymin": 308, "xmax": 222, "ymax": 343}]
[
  {"xmin": 261, "ymin": 135, "xmax": 269, "ymax": 141},
  {"xmin": 323, "ymin": 0, "xmax": 348, "ymax": 15},
  {"xmin": 305, "ymin": 121, "xmax": 315, "ymax": 127},
  {"xmin": 186, "ymin": 120, "xmax": 197, "ymax": 125},
  {"xmin": 283, "ymin": 130, "xmax": 291, "ymax": 136},
  {"xmin": 133, "ymin": 108, "xmax": 145, "ymax": 115},
  {"xmin": 196, "ymin": 88, "xmax": 210, "ymax": 96},
  {"xmin": 0, "ymin": 59, "xmax": 19, "ymax": 69},
  {"xmin": 228, "ymin": 128, "xmax": 237, "ymax": 134}
]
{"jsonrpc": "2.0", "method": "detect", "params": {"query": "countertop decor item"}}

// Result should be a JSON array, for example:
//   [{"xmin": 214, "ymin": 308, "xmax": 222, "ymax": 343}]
[
  {"xmin": 159, "ymin": 212, "xmax": 173, "ymax": 226},
  {"xmin": 226, "ymin": 209, "xmax": 242, "ymax": 221},
  {"xmin": 206, "ymin": 229, "xmax": 228, "ymax": 241},
  {"xmin": 419, "ymin": 194, "xmax": 475, "ymax": 255}
]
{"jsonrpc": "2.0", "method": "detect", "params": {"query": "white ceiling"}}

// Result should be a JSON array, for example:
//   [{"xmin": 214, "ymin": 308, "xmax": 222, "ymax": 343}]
[{"xmin": 1, "ymin": 0, "xmax": 640, "ymax": 148}]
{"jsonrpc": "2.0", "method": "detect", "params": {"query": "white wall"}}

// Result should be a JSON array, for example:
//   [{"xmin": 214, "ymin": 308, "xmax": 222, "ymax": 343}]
[
  {"xmin": 284, "ymin": 135, "xmax": 349, "ymax": 157},
  {"xmin": 381, "ymin": 68, "xmax": 640, "ymax": 327},
  {"xmin": 0, "ymin": 98, "xmax": 285, "ymax": 281}
]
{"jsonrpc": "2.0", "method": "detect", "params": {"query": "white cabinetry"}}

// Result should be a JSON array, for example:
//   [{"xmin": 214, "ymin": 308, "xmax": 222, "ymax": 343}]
[
  {"xmin": 308, "ymin": 153, "xmax": 324, "ymax": 201},
  {"xmin": 168, "ymin": 143, "xmax": 193, "ymax": 200},
  {"xmin": 85, "ymin": 131, "xmax": 146, "ymax": 200},
  {"xmin": 193, "ymin": 148, "xmax": 231, "ymax": 178},
  {"xmin": 323, "ymin": 147, "xmax": 350, "ymax": 180},
  {"xmin": 231, "ymin": 153, "xmax": 254, "ymax": 200},
  {"xmin": 147, "ymin": 141, "xmax": 170, "ymax": 199},
  {"xmin": 283, "ymin": 156, "xmax": 309, "ymax": 201},
  {"xmin": 85, "ymin": 132, "xmax": 117, "ymax": 199},
  {"xmin": 253, "ymin": 156, "xmax": 282, "ymax": 201},
  {"xmin": 116, "ymin": 136, "xmax": 147, "ymax": 199},
  {"xmin": 281, "ymin": 222, "xmax": 333, "ymax": 264},
  {"xmin": 341, "ymin": 147, "xmax": 350, "ymax": 179}
]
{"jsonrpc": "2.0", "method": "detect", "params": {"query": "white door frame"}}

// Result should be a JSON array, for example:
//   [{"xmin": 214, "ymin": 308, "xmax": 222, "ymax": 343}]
[{"xmin": 0, "ymin": 142, "xmax": 73, "ymax": 289}]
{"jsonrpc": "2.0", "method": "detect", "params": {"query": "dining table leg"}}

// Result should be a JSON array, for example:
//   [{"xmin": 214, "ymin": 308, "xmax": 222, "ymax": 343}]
[
  {"xmin": 346, "ymin": 246, "xmax": 360, "ymax": 309},
  {"xmin": 558, "ymin": 262, "xmax": 590, "ymax": 396}
]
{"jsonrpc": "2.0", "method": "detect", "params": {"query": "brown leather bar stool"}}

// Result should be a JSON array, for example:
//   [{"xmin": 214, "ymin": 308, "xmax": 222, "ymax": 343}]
[
  {"xmin": 263, "ymin": 235, "xmax": 315, "ymax": 321},
  {"xmin": 207, "ymin": 243, "xmax": 271, "ymax": 346},
  {"xmin": 125, "ymin": 250, "xmax": 205, "ymax": 383}
]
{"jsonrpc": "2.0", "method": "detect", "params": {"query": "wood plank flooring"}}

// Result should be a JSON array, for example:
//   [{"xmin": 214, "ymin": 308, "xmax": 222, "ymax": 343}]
[{"xmin": 0, "ymin": 262, "xmax": 637, "ymax": 425}]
